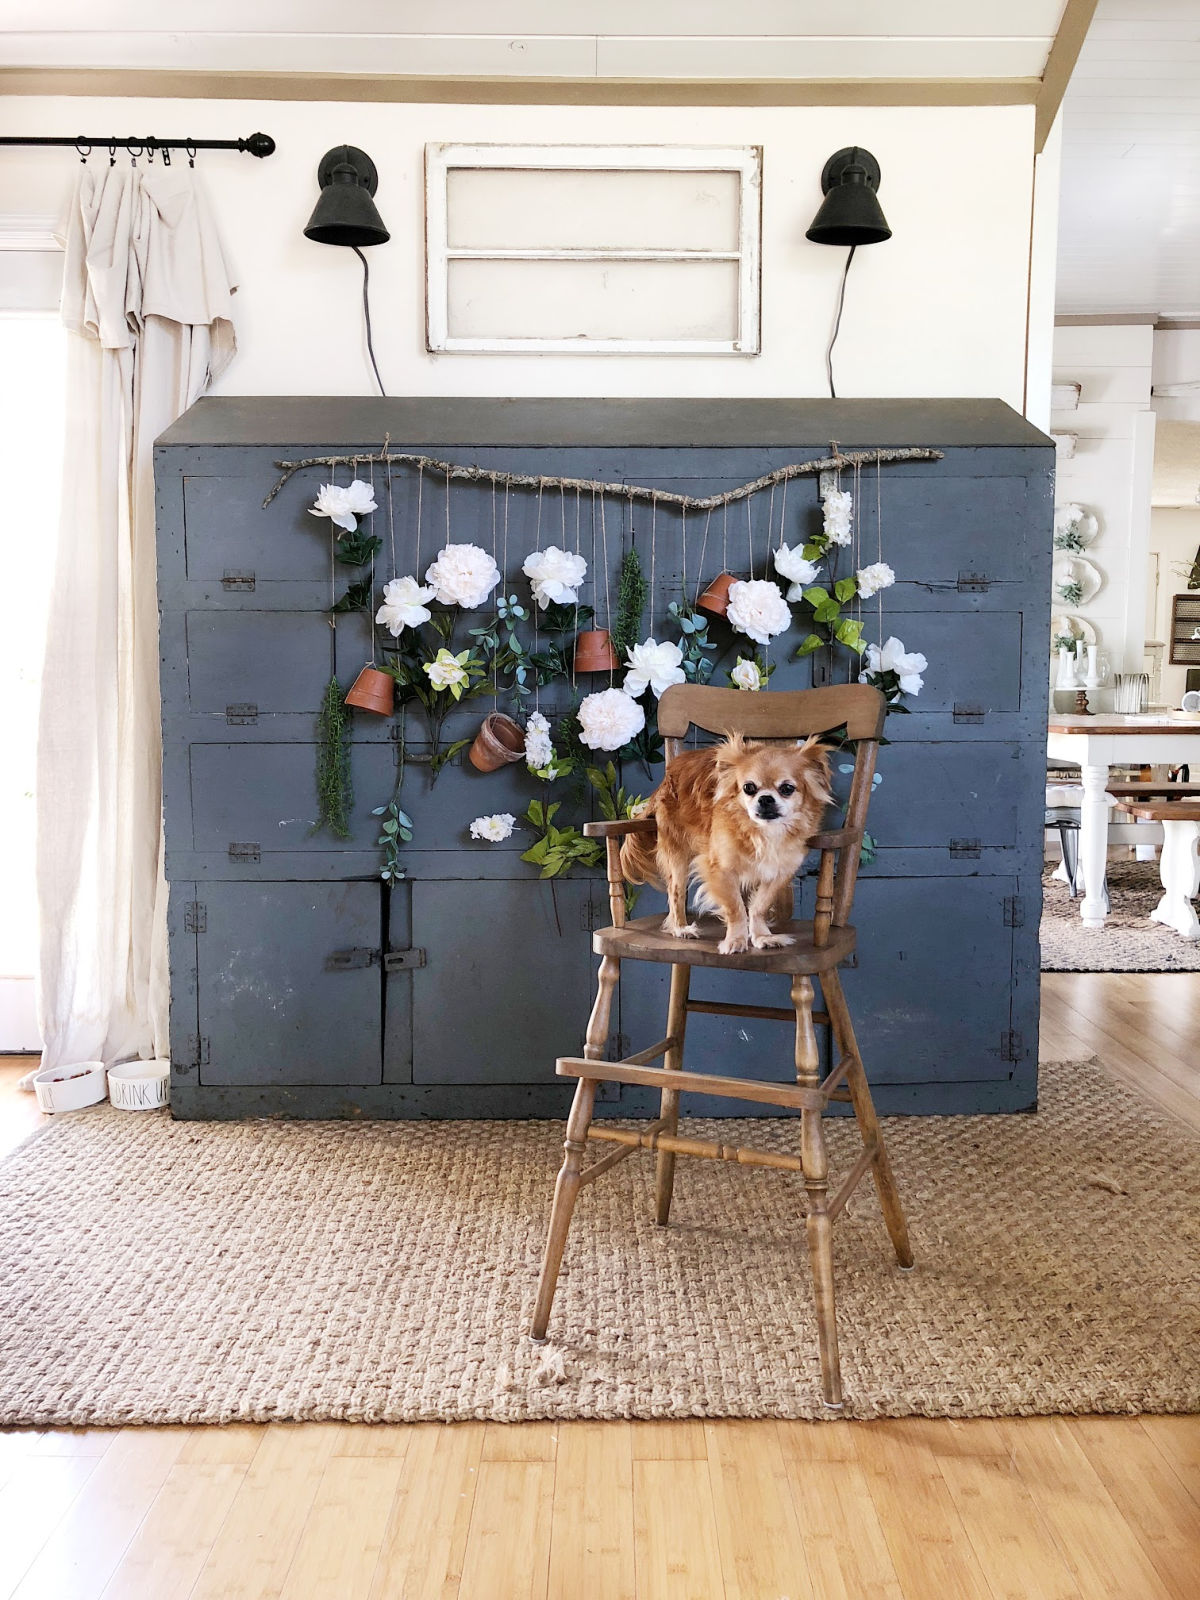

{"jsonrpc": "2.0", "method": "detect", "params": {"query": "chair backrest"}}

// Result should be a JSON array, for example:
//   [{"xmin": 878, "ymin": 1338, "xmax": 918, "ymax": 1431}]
[{"xmin": 655, "ymin": 683, "xmax": 886, "ymax": 927}]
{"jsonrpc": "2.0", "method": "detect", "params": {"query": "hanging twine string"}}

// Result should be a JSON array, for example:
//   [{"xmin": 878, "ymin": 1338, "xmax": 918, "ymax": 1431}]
[
  {"xmin": 599, "ymin": 491, "xmax": 613, "ymax": 683},
  {"xmin": 852, "ymin": 455, "xmax": 863, "ymax": 685},
  {"xmin": 443, "ymin": 465, "xmax": 451, "ymax": 549},
  {"xmin": 876, "ymin": 450, "xmax": 884, "ymax": 647},
  {"xmin": 777, "ymin": 473, "xmax": 789, "ymax": 556},
  {"xmin": 367, "ymin": 457, "xmax": 377, "ymax": 665},
  {"xmin": 572, "ymin": 487, "xmax": 582, "ymax": 691},
  {"xmin": 721, "ymin": 500, "xmax": 729, "ymax": 574},
  {"xmin": 745, "ymin": 495, "xmax": 754, "ymax": 579},
  {"xmin": 414, "ymin": 462, "xmax": 424, "ymax": 579},
  {"xmin": 677, "ymin": 503, "xmax": 686, "ymax": 639},
  {"xmin": 328, "ymin": 459, "xmax": 338, "ymax": 640},
  {"xmin": 533, "ymin": 478, "xmax": 544, "ymax": 710},
  {"xmin": 386, "ymin": 456, "xmax": 397, "ymax": 574},
  {"xmin": 490, "ymin": 476, "xmax": 500, "ymax": 709},
  {"xmin": 694, "ymin": 507, "xmax": 712, "ymax": 606}
]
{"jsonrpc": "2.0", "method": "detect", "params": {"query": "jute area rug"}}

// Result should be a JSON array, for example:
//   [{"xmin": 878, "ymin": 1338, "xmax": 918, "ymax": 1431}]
[
  {"xmin": 1041, "ymin": 860, "xmax": 1200, "ymax": 973},
  {"xmin": 1, "ymin": 1059, "xmax": 1197, "ymax": 1426}
]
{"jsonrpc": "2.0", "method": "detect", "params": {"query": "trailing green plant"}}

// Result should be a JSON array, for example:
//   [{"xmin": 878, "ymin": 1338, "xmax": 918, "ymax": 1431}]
[
  {"xmin": 612, "ymin": 548, "xmax": 648, "ymax": 661},
  {"xmin": 372, "ymin": 795, "xmax": 413, "ymax": 882},
  {"xmin": 668, "ymin": 599, "xmax": 716, "ymax": 683},
  {"xmin": 335, "ymin": 528, "xmax": 383, "ymax": 566},
  {"xmin": 314, "ymin": 677, "xmax": 353, "ymax": 839},
  {"xmin": 384, "ymin": 611, "xmax": 489, "ymax": 777},
  {"xmin": 795, "ymin": 576, "xmax": 866, "ymax": 658},
  {"xmin": 519, "ymin": 798, "xmax": 603, "ymax": 878},
  {"xmin": 541, "ymin": 600, "xmax": 594, "ymax": 634},
  {"xmin": 586, "ymin": 760, "xmax": 643, "ymax": 822},
  {"xmin": 330, "ymin": 577, "xmax": 374, "ymax": 614}
]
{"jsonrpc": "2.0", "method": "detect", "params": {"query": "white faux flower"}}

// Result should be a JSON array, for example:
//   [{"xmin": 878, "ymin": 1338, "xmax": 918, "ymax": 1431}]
[
  {"xmin": 855, "ymin": 561, "xmax": 896, "ymax": 599},
  {"xmin": 773, "ymin": 544, "xmax": 821, "ymax": 600},
  {"xmin": 731, "ymin": 657, "xmax": 765, "ymax": 692},
  {"xmin": 623, "ymin": 637, "xmax": 686, "ymax": 700},
  {"xmin": 523, "ymin": 545, "xmax": 588, "ymax": 610},
  {"xmin": 424, "ymin": 647, "xmax": 470, "ymax": 695},
  {"xmin": 424, "ymin": 542, "xmax": 501, "ymax": 609},
  {"xmin": 726, "ymin": 579, "xmax": 792, "ymax": 645},
  {"xmin": 470, "ymin": 812, "xmax": 516, "ymax": 843},
  {"xmin": 822, "ymin": 487, "xmax": 853, "ymax": 547},
  {"xmin": 524, "ymin": 711, "xmax": 554, "ymax": 770},
  {"xmin": 308, "ymin": 479, "xmax": 377, "ymax": 533},
  {"xmin": 861, "ymin": 636, "xmax": 928, "ymax": 697},
  {"xmin": 375, "ymin": 575, "xmax": 435, "ymax": 635},
  {"xmin": 578, "ymin": 687, "xmax": 646, "ymax": 752}
]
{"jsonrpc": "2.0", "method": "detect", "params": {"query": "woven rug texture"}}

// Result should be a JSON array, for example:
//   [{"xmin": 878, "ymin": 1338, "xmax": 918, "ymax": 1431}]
[
  {"xmin": 1, "ymin": 1058, "xmax": 1197, "ymax": 1426},
  {"xmin": 1041, "ymin": 859, "xmax": 1200, "ymax": 972}
]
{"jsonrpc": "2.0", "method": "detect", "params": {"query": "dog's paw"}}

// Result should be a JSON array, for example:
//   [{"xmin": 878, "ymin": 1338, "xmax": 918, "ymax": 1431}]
[
  {"xmin": 719, "ymin": 933, "xmax": 750, "ymax": 955},
  {"xmin": 665, "ymin": 921, "xmax": 701, "ymax": 940},
  {"xmin": 751, "ymin": 932, "xmax": 795, "ymax": 950}
]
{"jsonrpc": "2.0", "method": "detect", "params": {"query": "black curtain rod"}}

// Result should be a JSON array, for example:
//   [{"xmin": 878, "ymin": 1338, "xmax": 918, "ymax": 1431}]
[{"xmin": 0, "ymin": 133, "xmax": 275, "ymax": 157}]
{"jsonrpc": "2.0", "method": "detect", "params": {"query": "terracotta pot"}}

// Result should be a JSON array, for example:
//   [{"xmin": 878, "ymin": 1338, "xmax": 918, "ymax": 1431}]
[
  {"xmin": 697, "ymin": 572, "xmax": 738, "ymax": 618},
  {"xmin": 573, "ymin": 628, "xmax": 621, "ymax": 673},
  {"xmin": 344, "ymin": 665, "xmax": 394, "ymax": 715},
  {"xmin": 468, "ymin": 711, "xmax": 526, "ymax": 772}
]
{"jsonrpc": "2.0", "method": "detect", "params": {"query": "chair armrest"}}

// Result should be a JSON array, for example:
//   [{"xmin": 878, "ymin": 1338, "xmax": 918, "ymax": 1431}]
[
  {"xmin": 582, "ymin": 817, "xmax": 658, "ymax": 840},
  {"xmin": 809, "ymin": 826, "xmax": 862, "ymax": 852}
]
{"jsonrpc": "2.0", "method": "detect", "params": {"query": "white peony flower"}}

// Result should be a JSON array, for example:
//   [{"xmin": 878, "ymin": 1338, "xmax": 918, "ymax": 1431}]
[
  {"xmin": 861, "ymin": 636, "xmax": 928, "ymax": 697},
  {"xmin": 424, "ymin": 542, "xmax": 501, "ymax": 609},
  {"xmin": 623, "ymin": 637, "xmax": 686, "ymax": 700},
  {"xmin": 524, "ymin": 711, "xmax": 554, "ymax": 770},
  {"xmin": 470, "ymin": 812, "xmax": 516, "ymax": 843},
  {"xmin": 523, "ymin": 545, "xmax": 588, "ymax": 610},
  {"xmin": 375, "ymin": 575, "xmax": 435, "ymax": 635},
  {"xmin": 578, "ymin": 687, "xmax": 646, "ymax": 752},
  {"xmin": 773, "ymin": 543, "xmax": 821, "ymax": 600},
  {"xmin": 855, "ymin": 561, "xmax": 896, "ymax": 599},
  {"xmin": 308, "ymin": 479, "xmax": 377, "ymax": 533},
  {"xmin": 822, "ymin": 487, "xmax": 853, "ymax": 547},
  {"xmin": 726, "ymin": 578, "xmax": 792, "ymax": 645},
  {"xmin": 731, "ymin": 657, "xmax": 765, "ymax": 692},
  {"xmin": 424, "ymin": 647, "xmax": 470, "ymax": 696}
]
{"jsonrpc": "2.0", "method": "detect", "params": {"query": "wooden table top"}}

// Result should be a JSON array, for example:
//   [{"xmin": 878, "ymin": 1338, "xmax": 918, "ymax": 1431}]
[{"xmin": 1048, "ymin": 715, "xmax": 1200, "ymax": 735}]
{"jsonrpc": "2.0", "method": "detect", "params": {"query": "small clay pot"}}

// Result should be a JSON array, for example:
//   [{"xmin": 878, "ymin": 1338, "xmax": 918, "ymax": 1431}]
[
  {"xmin": 344, "ymin": 665, "xmax": 394, "ymax": 715},
  {"xmin": 574, "ymin": 628, "xmax": 621, "ymax": 673},
  {"xmin": 468, "ymin": 711, "xmax": 526, "ymax": 772},
  {"xmin": 697, "ymin": 572, "xmax": 738, "ymax": 618}
]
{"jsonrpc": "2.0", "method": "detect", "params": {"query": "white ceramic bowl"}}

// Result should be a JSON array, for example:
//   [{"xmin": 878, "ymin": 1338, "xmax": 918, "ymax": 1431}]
[
  {"xmin": 107, "ymin": 1059, "xmax": 170, "ymax": 1111},
  {"xmin": 32, "ymin": 1060, "xmax": 108, "ymax": 1114}
]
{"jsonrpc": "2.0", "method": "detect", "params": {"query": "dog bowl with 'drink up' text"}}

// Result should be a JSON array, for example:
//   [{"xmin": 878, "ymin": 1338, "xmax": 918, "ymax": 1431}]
[
  {"xmin": 32, "ymin": 1060, "xmax": 108, "ymax": 1113},
  {"xmin": 107, "ymin": 1059, "xmax": 171, "ymax": 1111}
]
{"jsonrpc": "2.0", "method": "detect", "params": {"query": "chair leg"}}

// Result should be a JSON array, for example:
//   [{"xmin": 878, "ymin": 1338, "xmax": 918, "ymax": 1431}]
[
  {"xmin": 654, "ymin": 963, "xmax": 690, "ymax": 1227},
  {"xmin": 792, "ymin": 975, "xmax": 843, "ymax": 1410},
  {"xmin": 530, "ymin": 1077, "xmax": 596, "ymax": 1341},
  {"xmin": 822, "ymin": 968, "xmax": 914, "ymax": 1270}
]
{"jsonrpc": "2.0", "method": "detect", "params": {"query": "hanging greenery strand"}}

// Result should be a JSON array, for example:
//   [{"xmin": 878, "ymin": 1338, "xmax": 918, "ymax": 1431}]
[
  {"xmin": 314, "ymin": 677, "xmax": 353, "ymax": 839},
  {"xmin": 612, "ymin": 547, "xmax": 648, "ymax": 662}
]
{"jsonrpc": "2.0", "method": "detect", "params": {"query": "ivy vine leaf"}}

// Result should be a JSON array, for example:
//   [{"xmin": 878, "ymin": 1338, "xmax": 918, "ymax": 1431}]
[
  {"xmin": 834, "ymin": 617, "xmax": 866, "ymax": 653},
  {"xmin": 329, "ymin": 577, "xmax": 373, "ymax": 614},
  {"xmin": 336, "ymin": 530, "xmax": 383, "ymax": 567},
  {"xmin": 802, "ymin": 541, "xmax": 824, "ymax": 562},
  {"xmin": 796, "ymin": 632, "xmax": 825, "ymax": 658},
  {"xmin": 834, "ymin": 576, "xmax": 859, "ymax": 604},
  {"xmin": 802, "ymin": 585, "xmax": 843, "ymax": 625}
]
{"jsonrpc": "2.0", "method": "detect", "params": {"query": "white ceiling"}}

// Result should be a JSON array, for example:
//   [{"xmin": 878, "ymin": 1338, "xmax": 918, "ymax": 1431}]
[
  {"xmin": 1056, "ymin": 0, "xmax": 1200, "ymax": 317},
  {"xmin": 3, "ymin": 1, "xmax": 1068, "ymax": 81}
]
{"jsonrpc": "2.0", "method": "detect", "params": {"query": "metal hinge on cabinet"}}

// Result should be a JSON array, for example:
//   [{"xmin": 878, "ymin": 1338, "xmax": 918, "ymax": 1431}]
[
  {"xmin": 1003, "ymin": 895, "xmax": 1026, "ymax": 928},
  {"xmin": 228, "ymin": 842, "xmax": 261, "ymax": 862},
  {"xmin": 184, "ymin": 902, "xmax": 206, "ymax": 933},
  {"xmin": 949, "ymin": 838, "xmax": 982, "ymax": 859},
  {"xmin": 957, "ymin": 572, "xmax": 991, "ymax": 593},
  {"xmin": 225, "ymin": 703, "xmax": 258, "ymax": 725},
  {"xmin": 221, "ymin": 570, "xmax": 256, "ymax": 591},
  {"xmin": 1000, "ymin": 1030, "xmax": 1025, "ymax": 1062},
  {"xmin": 953, "ymin": 703, "xmax": 985, "ymax": 725},
  {"xmin": 184, "ymin": 1034, "xmax": 210, "ymax": 1066}
]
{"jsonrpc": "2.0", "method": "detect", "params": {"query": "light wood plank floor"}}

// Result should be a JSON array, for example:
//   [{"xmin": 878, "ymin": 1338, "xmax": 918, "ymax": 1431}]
[{"xmin": 2, "ymin": 971, "xmax": 1198, "ymax": 1600}]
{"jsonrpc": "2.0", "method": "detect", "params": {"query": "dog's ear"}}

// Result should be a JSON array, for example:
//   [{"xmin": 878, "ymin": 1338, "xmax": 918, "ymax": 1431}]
[
  {"xmin": 790, "ymin": 735, "xmax": 834, "ymax": 807},
  {"xmin": 713, "ymin": 731, "xmax": 747, "ymax": 767}
]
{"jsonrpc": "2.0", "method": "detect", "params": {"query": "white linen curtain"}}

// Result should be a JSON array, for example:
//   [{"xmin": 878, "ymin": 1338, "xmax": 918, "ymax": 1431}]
[{"xmin": 31, "ymin": 163, "xmax": 237, "ymax": 1080}]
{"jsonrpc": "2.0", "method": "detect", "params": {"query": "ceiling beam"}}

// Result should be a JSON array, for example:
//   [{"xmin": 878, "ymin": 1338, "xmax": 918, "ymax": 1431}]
[{"xmin": 1035, "ymin": 0, "xmax": 1098, "ymax": 153}]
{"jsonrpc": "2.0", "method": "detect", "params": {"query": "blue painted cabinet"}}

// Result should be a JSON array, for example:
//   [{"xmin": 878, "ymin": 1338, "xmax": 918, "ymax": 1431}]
[{"xmin": 156, "ymin": 398, "xmax": 1052, "ymax": 1119}]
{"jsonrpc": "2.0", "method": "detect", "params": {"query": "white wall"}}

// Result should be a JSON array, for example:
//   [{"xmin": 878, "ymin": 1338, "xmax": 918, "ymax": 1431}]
[
  {"xmin": 1149, "ymin": 506, "xmax": 1200, "ymax": 708},
  {"xmin": 0, "ymin": 94, "xmax": 1051, "ymax": 408},
  {"xmin": 1051, "ymin": 322, "xmax": 1156, "ymax": 697},
  {"xmin": 1153, "ymin": 329, "xmax": 1200, "ymax": 425}
]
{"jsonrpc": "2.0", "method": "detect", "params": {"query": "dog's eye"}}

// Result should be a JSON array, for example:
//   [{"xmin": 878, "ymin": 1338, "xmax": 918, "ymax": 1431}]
[
  {"xmin": 778, "ymin": 781, "xmax": 796, "ymax": 797},
  {"xmin": 742, "ymin": 782, "xmax": 758, "ymax": 796}
]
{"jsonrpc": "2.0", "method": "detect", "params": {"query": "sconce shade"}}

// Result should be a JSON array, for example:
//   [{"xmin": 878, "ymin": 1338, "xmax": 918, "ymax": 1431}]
[
  {"xmin": 304, "ymin": 145, "xmax": 390, "ymax": 247},
  {"xmin": 806, "ymin": 147, "xmax": 891, "ymax": 247}
]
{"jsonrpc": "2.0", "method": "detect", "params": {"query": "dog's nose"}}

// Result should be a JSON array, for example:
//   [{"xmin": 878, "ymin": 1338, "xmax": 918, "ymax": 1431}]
[{"xmin": 756, "ymin": 794, "xmax": 779, "ymax": 817}]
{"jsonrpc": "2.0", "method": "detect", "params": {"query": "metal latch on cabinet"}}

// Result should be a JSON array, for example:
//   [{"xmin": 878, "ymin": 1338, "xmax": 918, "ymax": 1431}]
[
  {"xmin": 325, "ymin": 947, "xmax": 427, "ymax": 972},
  {"xmin": 221, "ymin": 570, "xmax": 256, "ymax": 591}
]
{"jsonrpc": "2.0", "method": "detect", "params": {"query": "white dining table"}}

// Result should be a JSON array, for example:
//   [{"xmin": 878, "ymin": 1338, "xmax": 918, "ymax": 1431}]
[{"xmin": 1046, "ymin": 714, "xmax": 1200, "ymax": 928}]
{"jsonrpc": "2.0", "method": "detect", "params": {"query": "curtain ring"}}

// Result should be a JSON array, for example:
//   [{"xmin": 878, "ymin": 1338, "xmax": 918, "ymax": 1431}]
[
  {"xmin": 146, "ymin": 137, "xmax": 157, "ymax": 164},
  {"xmin": 161, "ymin": 144, "xmax": 172, "ymax": 167},
  {"xmin": 186, "ymin": 140, "xmax": 197, "ymax": 168},
  {"xmin": 75, "ymin": 139, "xmax": 91, "ymax": 164},
  {"xmin": 128, "ymin": 141, "xmax": 143, "ymax": 167},
  {"xmin": 108, "ymin": 140, "xmax": 117, "ymax": 167}
]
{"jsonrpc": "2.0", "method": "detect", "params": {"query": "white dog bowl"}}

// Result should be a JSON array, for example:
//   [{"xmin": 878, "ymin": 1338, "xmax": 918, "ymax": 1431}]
[
  {"xmin": 107, "ymin": 1059, "xmax": 170, "ymax": 1111},
  {"xmin": 32, "ymin": 1060, "xmax": 108, "ymax": 1114}
]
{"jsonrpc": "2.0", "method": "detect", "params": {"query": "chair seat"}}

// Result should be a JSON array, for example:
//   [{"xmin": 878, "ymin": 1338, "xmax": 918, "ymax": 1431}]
[{"xmin": 593, "ymin": 914, "xmax": 856, "ymax": 973}]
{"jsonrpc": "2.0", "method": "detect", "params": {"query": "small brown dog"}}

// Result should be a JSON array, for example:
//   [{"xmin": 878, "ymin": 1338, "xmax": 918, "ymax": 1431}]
[{"xmin": 621, "ymin": 733, "xmax": 833, "ymax": 954}]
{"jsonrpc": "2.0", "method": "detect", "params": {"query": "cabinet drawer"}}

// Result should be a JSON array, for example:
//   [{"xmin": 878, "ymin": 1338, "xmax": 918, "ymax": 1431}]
[{"xmin": 164, "ymin": 611, "xmax": 334, "ymax": 721}]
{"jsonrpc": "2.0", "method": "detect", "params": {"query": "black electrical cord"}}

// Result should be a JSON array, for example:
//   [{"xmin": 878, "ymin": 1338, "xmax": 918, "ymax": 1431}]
[
  {"xmin": 824, "ymin": 243, "xmax": 856, "ymax": 400},
  {"xmin": 351, "ymin": 245, "xmax": 387, "ymax": 397}
]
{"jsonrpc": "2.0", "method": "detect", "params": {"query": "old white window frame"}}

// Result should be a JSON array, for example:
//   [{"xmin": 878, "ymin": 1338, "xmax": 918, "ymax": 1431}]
[{"xmin": 425, "ymin": 142, "xmax": 762, "ymax": 355}]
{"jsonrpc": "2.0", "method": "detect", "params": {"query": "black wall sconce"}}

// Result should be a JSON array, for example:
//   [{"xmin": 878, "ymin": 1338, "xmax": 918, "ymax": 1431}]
[
  {"xmin": 304, "ymin": 145, "xmax": 389, "ymax": 394},
  {"xmin": 806, "ymin": 146, "xmax": 891, "ymax": 397}
]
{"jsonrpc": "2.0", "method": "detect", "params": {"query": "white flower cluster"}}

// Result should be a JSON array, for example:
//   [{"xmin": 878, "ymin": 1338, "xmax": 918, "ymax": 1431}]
[
  {"xmin": 470, "ymin": 812, "xmax": 516, "ymax": 843},
  {"xmin": 822, "ymin": 487, "xmax": 853, "ymax": 547},
  {"xmin": 375, "ymin": 575, "xmax": 434, "ymax": 635},
  {"xmin": 523, "ymin": 546, "xmax": 588, "ymax": 610},
  {"xmin": 309, "ymin": 479, "xmax": 377, "ymax": 533},
  {"xmin": 861, "ymin": 636, "xmax": 927, "ymax": 697},
  {"xmin": 624, "ymin": 637, "xmax": 686, "ymax": 700},
  {"xmin": 855, "ymin": 561, "xmax": 896, "ymax": 600},
  {"xmin": 524, "ymin": 711, "xmax": 554, "ymax": 770},
  {"xmin": 578, "ymin": 687, "xmax": 645, "ymax": 752},
  {"xmin": 424, "ymin": 542, "xmax": 502, "ymax": 609},
  {"xmin": 731, "ymin": 657, "xmax": 765, "ymax": 691},
  {"xmin": 773, "ymin": 544, "xmax": 821, "ymax": 600},
  {"xmin": 726, "ymin": 579, "xmax": 792, "ymax": 645}
]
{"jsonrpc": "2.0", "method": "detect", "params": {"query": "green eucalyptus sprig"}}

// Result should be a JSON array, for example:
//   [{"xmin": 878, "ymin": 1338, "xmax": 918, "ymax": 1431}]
[
  {"xmin": 372, "ymin": 796, "xmax": 413, "ymax": 882},
  {"xmin": 668, "ymin": 600, "xmax": 716, "ymax": 683}
]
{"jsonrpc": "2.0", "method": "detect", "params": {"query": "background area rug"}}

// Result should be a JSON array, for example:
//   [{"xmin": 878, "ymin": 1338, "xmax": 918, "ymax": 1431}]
[
  {"xmin": 0, "ymin": 1059, "xmax": 1196, "ymax": 1425},
  {"xmin": 1041, "ymin": 860, "xmax": 1200, "ymax": 972}
]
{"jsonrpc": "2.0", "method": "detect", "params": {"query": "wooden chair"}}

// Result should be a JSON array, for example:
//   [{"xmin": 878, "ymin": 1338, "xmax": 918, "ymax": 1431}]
[{"xmin": 530, "ymin": 683, "xmax": 914, "ymax": 1410}]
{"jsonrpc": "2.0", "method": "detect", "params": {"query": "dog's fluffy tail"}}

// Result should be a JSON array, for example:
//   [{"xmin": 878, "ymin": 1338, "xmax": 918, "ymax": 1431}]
[{"xmin": 619, "ymin": 807, "xmax": 661, "ymax": 886}]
